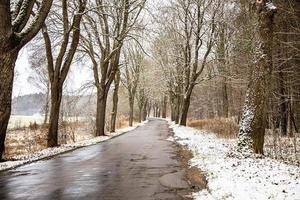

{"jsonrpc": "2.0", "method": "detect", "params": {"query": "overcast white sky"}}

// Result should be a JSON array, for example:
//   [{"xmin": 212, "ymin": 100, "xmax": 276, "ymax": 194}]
[{"xmin": 13, "ymin": 47, "xmax": 92, "ymax": 97}]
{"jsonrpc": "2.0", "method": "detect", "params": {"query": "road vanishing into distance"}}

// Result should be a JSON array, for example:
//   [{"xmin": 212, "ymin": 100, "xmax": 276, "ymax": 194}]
[{"xmin": 0, "ymin": 119, "xmax": 189, "ymax": 200}]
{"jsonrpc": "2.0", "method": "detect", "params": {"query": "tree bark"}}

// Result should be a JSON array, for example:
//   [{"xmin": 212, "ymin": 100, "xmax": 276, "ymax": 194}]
[
  {"xmin": 47, "ymin": 82, "xmax": 63, "ymax": 147},
  {"xmin": 110, "ymin": 70, "xmax": 120, "ymax": 132},
  {"xmin": 180, "ymin": 86, "xmax": 193, "ymax": 126},
  {"xmin": 237, "ymin": 1, "xmax": 276, "ymax": 154},
  {"xmin": 222, "ymin": 78, "xmax": 229, "ymax": 118},
  {"xmin": 162, "ymin": 96, "xmax": 167, "ymax": 118},
  {"xmin": 138, "ymin": 108, "xmax": 142, "ymax": 123},
  {"xmin": 142, "ymin": 101, "xmax": 147, "ymax": 121},
  {"xmin": 96, "ymin": 89, "xmax": 108, "ymax": 136},
  {"xmin": 129, "ymin": 97, "xmax": 134, "ymax": 126},
  {"xmin": 0, "ymin": 52, "xmax": 18, "ymax": 160},
  {"xmin": 180, "ymin": 97, "xmax": 190, "ymax": 125},
  {"xmin": 0, "ymin": 0, "xmax": 53, "ymax": 160}
]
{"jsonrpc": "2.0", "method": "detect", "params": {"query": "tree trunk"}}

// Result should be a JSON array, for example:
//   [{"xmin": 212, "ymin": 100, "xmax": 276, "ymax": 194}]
[
  {"xmin": 222, "ymin": 77, "xmax": 229, "ymax": 118},
  {"xmin": 0, "ymin": 0, "xmax": 53, "ymax": 159},
  {"xmin": 142, "ymin": 102, "xmax": 147, "ymax": 121},
  {"xmin": 138, "ymin": 108, "xmax": 142, "ymax": 123},
  {"xmin": 279, "ymin": 70, "xmax": 287, "ymax": 135},
  {"xmin": 288, "ymin": 97, "xmax": 294, "ymax": 137},
  {"xmin": 180, "ymin": 87, "xmax": 193, "ymax": 126},
  {"xmin": 180, "ymin": 97, "xmax": 190, "ymax": 126},
  {"xmin": 129, "ymin": 97, "xmax": 134, "ymax": 126},
  {"xmin": 237, "ymin": 1, "xmax": 276, "ymax": 154},
  {"xmin": 174, "ymin": 96, "xmax": 181, "ymax": 124},
  {"xmin": 44, "ymin": 83, "xmax": 50, "ymax": 124},
  {"xmin": 47, "ymin": 82, "xmax": 63, "ymax": 147},
  {"xmin": 110, "ymin": 71, "xmax": 120, "ymax": 132},
  {"xmin": 162, "ymin": 96, "xmax": 167, "ymax": 118},
  {"xmin": 0, "ymin": 51, "xmax": 18, "ymax": 160},
  {"xmin": 147, "ymin": 103, "xmax": 151, "ymax": 117},
  {"xmin": 158, "ymin": 108, "xmax": 161, "ymax": 118},
  {"xmin": 171, "ymin": 107, "xmax": 175, "ymax": 121},
  {"xmin": 96, "ymin": 89, "xmax": 108, "ymax": 136}
]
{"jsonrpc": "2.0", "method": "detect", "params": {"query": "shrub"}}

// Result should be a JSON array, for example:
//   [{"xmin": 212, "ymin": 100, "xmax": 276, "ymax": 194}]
[
  {"xmin": 188, "ymin": 117, "xmax": 239, "ymax": 138},
  {"xmin": 29, "ymin": 121, "xmax": 39, "ymax": 130}
]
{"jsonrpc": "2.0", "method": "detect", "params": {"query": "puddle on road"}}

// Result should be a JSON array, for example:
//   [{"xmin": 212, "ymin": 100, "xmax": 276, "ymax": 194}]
[{"xmin": 159, "ymin": 170, "xmax": 189, "ymax": 189}]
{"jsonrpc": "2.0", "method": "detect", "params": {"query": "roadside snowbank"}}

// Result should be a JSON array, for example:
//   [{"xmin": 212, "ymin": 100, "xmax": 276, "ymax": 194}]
[
  {"xmin": 169, "ymin": 122, "xmax": 300, "ymax": 200},
  {"xmin": 0, "ymin": 121, "xmax": 148, "ymax": 171}
]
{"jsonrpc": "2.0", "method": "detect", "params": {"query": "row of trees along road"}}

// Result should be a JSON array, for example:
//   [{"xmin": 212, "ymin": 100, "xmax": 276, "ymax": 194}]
[
  {"xmin": 0, "ymin": 0, "xmax": 145, "ymax": 160},
  {"xmin": 0, "ymin": 0, "xmax": 299, "ymax": 160},
  {"xmin": 151, "ymin": 0, "xmax": 297, "ymax": 155}
]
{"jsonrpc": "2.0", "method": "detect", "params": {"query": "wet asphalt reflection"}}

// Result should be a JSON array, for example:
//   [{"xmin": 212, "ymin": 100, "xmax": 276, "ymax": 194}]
[{"xmin": 0, "ymin": 119, "xmax": 184, "ymax": 200}]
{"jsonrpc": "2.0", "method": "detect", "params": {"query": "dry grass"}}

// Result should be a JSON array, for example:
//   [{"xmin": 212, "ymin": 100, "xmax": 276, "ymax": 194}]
[
  {"xmin": 5, "ymin": 118, "xmax": 131, "ymax": 159},
  {"xmin": 4, "ymin": 121, "xmax": 94, "ymax": 158},
  {"xmin": 5, "ymin": 127, "xmax": 48, "ymax": 158},
  {"xmin": 115, "ymin": 115, "xmax": 129, "ymax": 129},
  {"xmin": 264, "ymin": 129, "xmax": 300, "ymax": 166},
  {"xmin": 188, "ymin": 117, "xmax": 239, "ymax": 138},
  {"xmin": 176, "ymin": 145, "xmax": 208, "ymax": 191},
  {"xmin": 188, "ymin": 118, "xmax": 299, "ymax": 166}
]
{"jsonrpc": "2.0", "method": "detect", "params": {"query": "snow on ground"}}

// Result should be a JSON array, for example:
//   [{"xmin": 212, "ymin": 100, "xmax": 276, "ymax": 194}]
[
  {"xmin": 0, "ymin": 120, "xmax": 148, "ymax": 171},
  {"xmin": 169, "ymin": 122, "xmax": 300, "ymax": 200}
]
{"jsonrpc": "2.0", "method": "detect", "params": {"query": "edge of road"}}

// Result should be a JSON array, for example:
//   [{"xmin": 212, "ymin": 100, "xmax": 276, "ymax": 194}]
[{"xmin": 0, "ymin": 120, "xmax": 149, "ymax": 172}]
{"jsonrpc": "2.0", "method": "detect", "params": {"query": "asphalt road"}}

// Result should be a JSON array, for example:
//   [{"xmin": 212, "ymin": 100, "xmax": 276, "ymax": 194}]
[{"xmin": 0, "ymin": 119, "xmax": 187, "ymax": 200}]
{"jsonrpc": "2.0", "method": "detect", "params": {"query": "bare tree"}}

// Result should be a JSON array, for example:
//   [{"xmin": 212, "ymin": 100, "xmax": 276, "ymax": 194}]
[
  {"xmin": 122, "ymin": 44, "xmax": 143, "ymax": 126},
  {"xmin": 179, "ymin": 0, "xmax": 220, "ymax": 126},
  {"xmin": 27, "ymin": 52, "xmax": 50, "ymax": 124},
  {"xmin": 110, "ymin": 69, "xmax": 121, "ymax": 132},
  {"xmin": 80, "ymin": 0, "xmax": 145, "ymax": 135},
  {"xmin": 42, "ymin": 0, "xmax": 87, "ymax": 147},
  {"xmin": 237, "ymin": 0, "xmax": 276, "ymax": 154},
  {"xmin": 153, "ymin": 0, "xmax": 220, "ymax": 125},
  {"xmin": 0, "ymin": 0, "xmax": 53, "ymax": 160},
  {"xmin": 136, "ymin": 88, "xmax": 147, "ymax": 122}
]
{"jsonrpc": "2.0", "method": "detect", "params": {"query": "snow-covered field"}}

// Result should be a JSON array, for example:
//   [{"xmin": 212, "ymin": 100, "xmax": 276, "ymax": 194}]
[
  {"xmin": 8, "ymin": 115, "xmax": 44, "ymax": 129},
  {"xmin": 169, "ymin": 122, "xmax": 300, "ymax": 200},
  {"xmin": 0, "ymin": 120, "xmax": 148, "ymax": 171},
  {"xmin": 8, "ymin": 115, "xmax": 88, "ymax": 129}
]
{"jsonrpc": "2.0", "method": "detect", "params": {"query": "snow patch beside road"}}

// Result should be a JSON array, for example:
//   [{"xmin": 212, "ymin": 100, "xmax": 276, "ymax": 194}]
[
  {"xmin": 0, "ymin": 121, "xmax": 148, "ymax": 171},
  {"xmin": 169, "ymin": 122, "xmax": 300, "ymax": 200}
]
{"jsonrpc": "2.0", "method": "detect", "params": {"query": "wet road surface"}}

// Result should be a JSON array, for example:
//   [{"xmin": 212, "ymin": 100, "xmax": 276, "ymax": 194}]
[{"xmin": 0, "ymin": 119, "xmax": 187, "ymax": 200}]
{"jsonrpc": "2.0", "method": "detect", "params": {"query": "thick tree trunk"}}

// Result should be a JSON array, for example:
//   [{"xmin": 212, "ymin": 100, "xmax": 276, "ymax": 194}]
[
  {"xmin": 180, "ymin": 87, "xmax": 193, "ymax": 126},
  {"xmin": 110, "ymin": 71, "xmax": 120, "ymax": 132},
  {"xmin": 96, "ymin": 89, "xmax": 108, "ymax": 136},
  {"xmin": 171, "ymin": 106, "xmax": 175, "ymax": 121},
  {"xmin": 174, "ymin": 96, "xmax": 181, "ymax": 124},
  {"xmin": 47, "ymin": 82, "xmax": 63, "ymax": 147},
  {"xmin": 180, "ymin": 96, "xmax": 190, "ymax": 126},
  {"xmin": 0, "ymin": 3, "xmax": 18, "ymax": 160},
  {"xmin": 138, "ymin": 108, "xmax": 142, "ymax": 123},
  {"xmin": 237, "ymin": 1, "xmax": 276, "ymax": 154},
  {"xmin": 0, "ymin": 0, "xmax": 53, "ymax": 159},
  {"xmin": 0, "ymin": 51, "xmax": 18, "ymax": 160}
]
